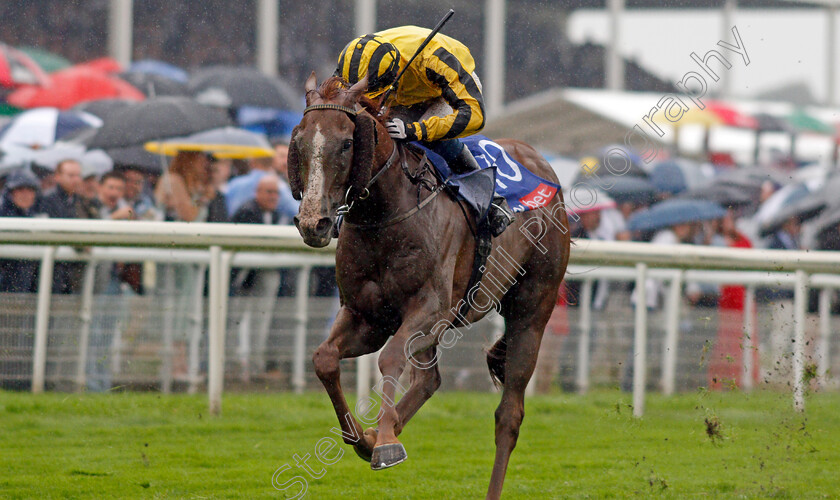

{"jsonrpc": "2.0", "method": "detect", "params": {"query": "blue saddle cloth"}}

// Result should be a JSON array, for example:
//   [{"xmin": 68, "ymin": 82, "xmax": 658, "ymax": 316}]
[{"xmin": 413, "ymin": 135, "xmax": 561, "ymax": 216}]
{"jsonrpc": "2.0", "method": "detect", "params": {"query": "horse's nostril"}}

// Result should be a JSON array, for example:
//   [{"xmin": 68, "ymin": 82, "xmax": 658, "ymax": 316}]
[{"xmin": 315, "ymin": 218, "xmax": 332, "ymax": 234}]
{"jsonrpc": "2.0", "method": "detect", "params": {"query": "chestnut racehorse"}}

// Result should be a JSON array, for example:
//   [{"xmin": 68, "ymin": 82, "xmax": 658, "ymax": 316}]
[{"xmin": 288, "ymin": 73, "xmax": 570, "ymax": 500}]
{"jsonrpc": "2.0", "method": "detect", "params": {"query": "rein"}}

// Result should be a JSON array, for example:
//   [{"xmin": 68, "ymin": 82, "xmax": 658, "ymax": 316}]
[
  {"xmin": 336, "ymin": 144, "xmax": 399, "ymax": 217},
  {"xmin": 342, "ymin": 144, "xmax": 443, "ymax": 229}
]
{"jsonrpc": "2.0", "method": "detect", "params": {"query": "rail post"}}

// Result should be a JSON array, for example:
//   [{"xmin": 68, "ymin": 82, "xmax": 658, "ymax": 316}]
[
  {"xmin": 32, "ymin": 246, "xmax": 56, "ymax": 394},
  {"xmin": 633, "ymin": 262, "xmax": 648, "ymax": 418}
]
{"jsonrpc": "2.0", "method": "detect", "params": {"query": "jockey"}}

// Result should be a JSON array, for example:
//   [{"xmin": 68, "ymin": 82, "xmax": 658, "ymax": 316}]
[{"xmin": 335, "ymin": 25, "xmax": 515, "ymax": 237}]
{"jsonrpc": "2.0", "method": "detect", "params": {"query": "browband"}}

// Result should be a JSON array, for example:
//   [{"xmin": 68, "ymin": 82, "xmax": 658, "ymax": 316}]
[{"xmin": 303, "ymin": 103, "xmax": 359, "ymax": 116}]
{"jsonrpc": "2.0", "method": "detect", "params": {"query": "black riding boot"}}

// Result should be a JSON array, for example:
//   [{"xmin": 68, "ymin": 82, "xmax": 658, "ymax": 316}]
[{"xmin": 450, "ymin": 145, "xmax": 516, "ymax": 237}]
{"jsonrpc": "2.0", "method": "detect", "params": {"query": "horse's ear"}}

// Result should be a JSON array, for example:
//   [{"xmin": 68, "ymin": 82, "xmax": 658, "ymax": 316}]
[
  {"xmin": 350, "ymin": 113, "xmax": 375, "ymax": 195},
  {"xmin": 347, "ymin": 75, "xmax": 368, "ymax": 102},
  {"xmin": 287, "ymin": 126, "xmax": 303, "ymax": 200},
  {"xmin": 305, "ymin": 72, "xmax": 318, "ymax": 96}
]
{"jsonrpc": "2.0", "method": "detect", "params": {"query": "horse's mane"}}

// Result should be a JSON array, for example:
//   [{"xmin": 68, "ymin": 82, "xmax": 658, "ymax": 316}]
[{"xmin": 316, "ymin": 76, "xmax": 386, "ymax": 122}]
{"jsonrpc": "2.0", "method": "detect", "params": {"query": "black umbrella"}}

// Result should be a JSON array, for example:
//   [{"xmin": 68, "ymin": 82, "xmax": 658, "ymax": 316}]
[
  {"xmin": 598, "ymin": 176, "xmax": 657, "ymax": 204},
  {"xmin": 73, "ymin": 98, "xmax": 136, "ymax": 120},
  {"xmin": 106, "ymin": 145, "xmax": 166, "ymax": 174},
  {"xmin": 679, "ymin": 183, "xmax": 754, "ymax": 209},
  {"xmin": 188, "ymin": 66, "xmax": 302, "ymax": 110},
  {"xmin": 758, "ymin": 187, "xmax": 826, "ymax": 237},
  {"xmin": 752, "ymin": 113, "xmax": 794, "ymax": 164},
  {"xmin": 118, "ymin": 72, "xmax": 189, "ymax": 97},
  {"xmin": 714, "ymin": 166, "xmax": 795, "ymax": 190},
  {"xmin": 85, "ymin": 96, "xmax": 233, "ymax": 150},
  {"xmin": 811, "ymin": 204, "xmax": 840, "ymax": 240}
]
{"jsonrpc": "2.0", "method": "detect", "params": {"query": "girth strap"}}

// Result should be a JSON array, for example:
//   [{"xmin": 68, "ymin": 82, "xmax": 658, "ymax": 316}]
[{"xmin": 455, "ymin": 226, "xmax": 493, "ymax": 327}]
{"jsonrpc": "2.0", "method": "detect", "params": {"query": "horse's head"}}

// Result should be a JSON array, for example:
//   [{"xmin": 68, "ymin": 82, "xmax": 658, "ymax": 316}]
[{"xmin": 288, "ymin": 73, "xmax": 380, "ymax": 247}]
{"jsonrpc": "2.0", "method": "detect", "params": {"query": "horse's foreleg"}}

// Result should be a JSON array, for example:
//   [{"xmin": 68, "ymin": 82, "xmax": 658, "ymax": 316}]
[
  {"xmin": 312, "ymin": 306, "xmax": 388, "ymax": 461},
  {"xmin": 486, "ymin": 322, "xmax": 544, "ymax": 500},
  {"xmin": 394, "ymin": 349, "xmax": 441, "ymax": 436},
  {"xmin": 369, "ymin": 305, "xmax": 441, "ymax": 470}
]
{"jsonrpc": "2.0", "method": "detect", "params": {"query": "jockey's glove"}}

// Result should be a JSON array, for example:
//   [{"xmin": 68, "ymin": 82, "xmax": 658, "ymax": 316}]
[{"xmin": 385, "ymin": 118, "xmax": 417, "ymax": 141}]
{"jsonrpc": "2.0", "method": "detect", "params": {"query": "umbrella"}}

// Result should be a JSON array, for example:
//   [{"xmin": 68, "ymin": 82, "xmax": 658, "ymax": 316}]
[
  {"xmin": 188, "ymin": 66, "xmax": 301, "ymax": 110},
  {"xmin": 706, "ymin": 101, "xmax": 758, "ymax": 129},
  {"xmin": 596, "ymin": 144, "xmax": 648, "ymax": 177},
  {"xmin": 106, "ymin": 145, "xmax": 165, "ymax": 174},
  {"xmin": 0, "ymin": 43, "xmax": 48, "ymax": 88},
  {"xmin": 144, "ymin": 126, "xmax": 274, "ymax": 159},
  {"xmin": 649, "ymin": 159, "xmax": 711, "ymax": 195},
  {"xmin": 16, "ymin": 47, "xmax": 71, "ymax": 73},
  {"xmin": 784, "ymin": 109, "xmax": 836, "ymax": 161},
  {"xmin": 85, "ymin": 96, "xmax": 233, "ymax": 150},
  {"xmin": 128, "ymin": 59, "xmax": 189, "ymax": 83},
  {"xmin": 0, "ymin": 107, "xmax": 102, "ymax": 150},
  {"xmin": 237, "ymin": 106, "xmax": 303, "ymax": 140},
  {"xmin": 787, "ymin": 109, "xmax": 835, "ymax": 135},
  {"xmin": 713, "ymin": 166, "xmax": 795, "ymax": 190},
  {"xmin": 759, "ymin": 193, "xmax": 827, "ymax": 237},
  {"xmin": 563, "ymin": 188, "xmax": 616, "ymax": 216},
  {"xmin": 677, "ymin": 107, "xmax": 722, "ymax": 128},
  {"xmin": 118, "ymin": 72, "xmax": 188, "ymax": 97},
  {"xmin": 752, "ymin": 113, "xmax": 794, "ymax": 164},
  {"xmin": 73, "ymin": 98, "xmax": 136, "ymax": 120},
  {"xmin": 678, "ymin": 183, "xmax": 754, "ymax": 208},
  {"xmin": 811, "ymin": 204, "xmax": 840, "ymax": 239},
  {"xmin": 7, "ymin": 66, "xmax": 145, "ymax": 110},
  {"xmin": 753, "ymin": 179, "xmax": 822, "ymax": 227},
  {"xmin": 753, "ymin": 113, "xmax": 792, "ymax": 133},
  {"xmin": 597, "ymin": 176, "xmax": 657, "ymax": 204},
  {"xmin": 627, "ymin": 198, "xmax": 726, "ymax": 232}
]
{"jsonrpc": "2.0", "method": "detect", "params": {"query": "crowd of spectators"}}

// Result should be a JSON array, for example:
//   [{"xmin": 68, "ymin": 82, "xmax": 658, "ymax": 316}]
[
  {"xmin": 0, "ymin": 139, "xmax": 306, "ymax": 388},
  {"xmin": 556, "ymin": 148, "xmax": 840, "ymax": 390}
]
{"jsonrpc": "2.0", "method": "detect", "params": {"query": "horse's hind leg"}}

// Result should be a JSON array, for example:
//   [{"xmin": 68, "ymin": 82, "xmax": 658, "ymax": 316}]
[
  {"xmin": 485, "ymin": 290, "xmax": 557, "ymax": 500},
  {"xmin": 312, "ymin": 306, "xmax": 388, "ymax": 461}
]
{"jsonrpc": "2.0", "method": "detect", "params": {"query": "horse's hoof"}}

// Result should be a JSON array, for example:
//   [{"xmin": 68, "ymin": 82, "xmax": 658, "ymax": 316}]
[
  {"xmin": 353, "ymin": 445, "xmax": 372, "ymax": 462},
  {"xmin": 370, "ymin": 443, "xmax": 407, "ymax": 470},
  {"xmin": 351, "ymin": 427, "xmax": 378, "ymax": 462}
]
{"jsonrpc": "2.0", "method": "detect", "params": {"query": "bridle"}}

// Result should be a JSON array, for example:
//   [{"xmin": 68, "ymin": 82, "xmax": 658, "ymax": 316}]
[{"xmin": 301, "ymin": 103, "xmax": 442, "ymax": 228}]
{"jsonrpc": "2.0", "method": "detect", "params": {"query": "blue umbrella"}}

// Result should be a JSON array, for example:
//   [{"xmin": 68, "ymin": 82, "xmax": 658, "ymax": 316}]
[
  {"xmin": 598, "ymin": 176, "xmax": 657, "ymax": 204},
  {"xmin": 627, "ymin": 198, "xmax": 726, "ymax": 232},
  {"xmin": 650, "ymin": 159, "xmax": 711, "ymax": 195},
  {"xmin": 238, "ymin": 107, "xmax": 303, "ymax": 140},
  {"xmin": 128, "ymin": 59, "xmax": 189, "ymax": 83}
]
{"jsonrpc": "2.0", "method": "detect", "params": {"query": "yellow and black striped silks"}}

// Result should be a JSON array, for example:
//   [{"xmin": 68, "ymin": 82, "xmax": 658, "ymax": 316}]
[{"xmin": 335, "ymin": 25, "xmax": 485, "ymax": 142}]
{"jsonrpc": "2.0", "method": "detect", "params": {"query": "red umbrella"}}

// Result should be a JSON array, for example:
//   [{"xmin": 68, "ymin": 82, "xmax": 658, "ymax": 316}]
[
  {"xmin": 0, "ymin": 43, "xmax": 49, "ymax": 88},
  {"xmin": 706, "ymin": 101, "xmax": 758, "ymax": 129},
  {"xmin": 74, "ymin": 57, "xmax": 123, "ymax": 74},
  {"xmin": 7, "ymin": 66, "xmax": 144, "ymax": 110}
]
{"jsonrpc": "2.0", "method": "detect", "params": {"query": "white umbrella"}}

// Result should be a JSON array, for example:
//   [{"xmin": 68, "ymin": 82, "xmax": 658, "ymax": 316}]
[{"xmin": 0, "ymin": 107, "xmax": 102, "ymax": 150}]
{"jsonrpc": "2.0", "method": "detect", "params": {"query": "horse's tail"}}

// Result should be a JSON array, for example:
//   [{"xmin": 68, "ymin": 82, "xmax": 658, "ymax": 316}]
[{"xmin": 485, "ymin": 335, "xmax": 507, "ymax": 388}]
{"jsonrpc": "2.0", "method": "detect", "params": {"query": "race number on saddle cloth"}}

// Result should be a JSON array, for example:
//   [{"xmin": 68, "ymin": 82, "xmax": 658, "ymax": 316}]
[{"xmin": 413, "ymin": 135, "xmax": 560, "ymax": 217}]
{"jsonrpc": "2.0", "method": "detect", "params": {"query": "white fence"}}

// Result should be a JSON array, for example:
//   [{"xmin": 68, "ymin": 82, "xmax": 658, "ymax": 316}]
[{"xmin": 1, "ymin": 218, "xmax": 839, "ymax": 416}]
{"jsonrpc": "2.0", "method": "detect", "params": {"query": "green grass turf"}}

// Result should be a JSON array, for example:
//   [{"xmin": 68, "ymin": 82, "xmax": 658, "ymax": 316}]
[{"xmin": 1, "ymin": 389, "xmax": 839, "ymax": 499}]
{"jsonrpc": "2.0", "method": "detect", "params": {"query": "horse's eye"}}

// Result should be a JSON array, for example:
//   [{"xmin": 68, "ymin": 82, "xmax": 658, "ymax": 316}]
[{"xmin": 342, "ymin": 139, "xmax": 353, "ymax": 152}]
